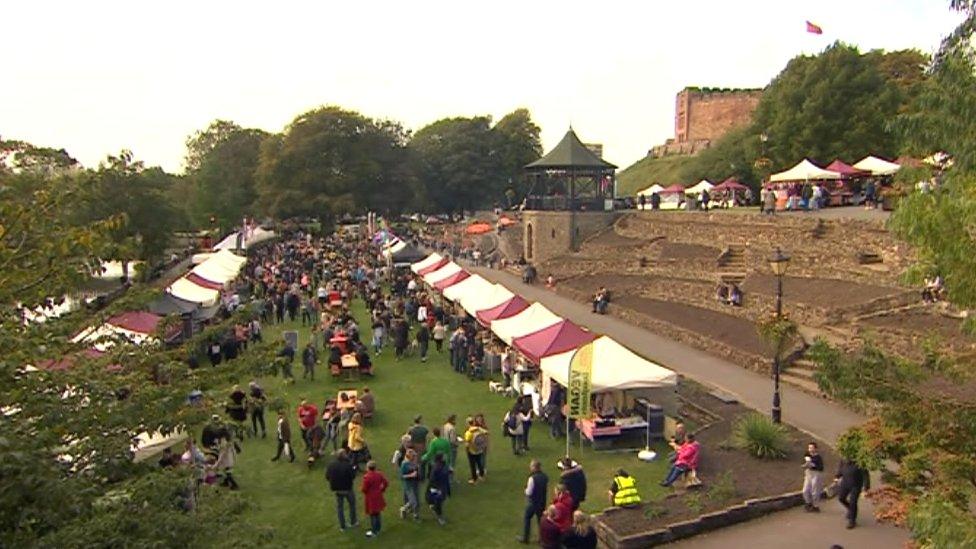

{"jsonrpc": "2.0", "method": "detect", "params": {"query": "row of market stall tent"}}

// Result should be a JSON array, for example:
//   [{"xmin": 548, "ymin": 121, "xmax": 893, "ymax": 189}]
[
  {"xmin": 635, "ymin": 155, "xmax": 902, "ymax": 209},
  {"xmin": 409, "ymin": 253, "xmax": 678, "ymax": 393}
]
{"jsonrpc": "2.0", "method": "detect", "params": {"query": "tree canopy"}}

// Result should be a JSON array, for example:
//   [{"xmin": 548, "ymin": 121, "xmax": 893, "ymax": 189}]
[
  {"xmin": 184, "ymin": 121, "xmax": 269, "ymax": 231},
  {"xmin": 254, "ymin": 106, "xmax": 416, "ymax": 220}
]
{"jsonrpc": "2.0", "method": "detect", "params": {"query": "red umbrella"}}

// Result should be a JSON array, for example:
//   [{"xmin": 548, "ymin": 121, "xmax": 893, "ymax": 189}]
[
  {"xmin": 498, "ymin": 216, "xmax": 518, "ymax": 227},
  {"xmin": 466, "ymin": 222, "xmax": 493, "ymax": 235}
]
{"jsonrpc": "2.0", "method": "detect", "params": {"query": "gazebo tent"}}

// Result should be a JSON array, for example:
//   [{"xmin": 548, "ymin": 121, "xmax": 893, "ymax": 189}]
[
  {"xmin": 417, "ymin": 257, "xmax": 450, "ymax": 276},
  {"xmin": 637, "ymin": 184, "xmax": 664, "ymax": 196},
  {"xmin": 213, "ymin": 226, "xmax": 275, "ymax": 250},
  {"xmin": 186, "ymin": 272, "xmax": 224, "ymax": 290},
  {"xmin": 853, "ymin": 156, "xmax": 901, "ymax": 176},
  {"xmin": 714, "ymin": 178, "xmax": 749, "ymax": 191},
  {"xmin": 107, "ymin": 311, "xmax": 164, "ymax": 335},
  {"xmin": 769, "ymin": 159, "xmax": 842, "ymax": 182},
  {"xmin": 490, "ymin": 302, "xmax": 562, "ymax": 345},
  {"xmin": 391, "ymin": 244, "xmax": 428, "ymax": 266},
  {"xmin": 411, "ymin": 253, "xmax": 443, "ymax": 274},
  {"xmin": 512, "ymin": 320, "xmax": 597, "ymax": 365},
  {"xmin": 684, "ymin": 180, "xmax": 714, "ymax": 195},
  {"xmin": 476, "ymin": 295, "xmax": 530, "ymax": 326},
  {"xmin": 422, "ymin": 262, "xmax": 462, "ymax": 286},
  {"xmin": 148, "ymin": 293, "xmax": 199, "ymax": 316},
  {"xmin": 657, "ymin": 184, "xmax": 686, "ymax": 210},
  {"xmin": 460, "ymin": 283, "xmax": 514, "ymax": 317},
  {"xmin": 540, "ymin": 336, "xmax": 678, "ymax": 392},
  {"xmin": 442, "ymin": 274, "xmax": 493, "ymax": 303},
  {"xmin": 191, "ymin": 250, "xmax": 245, "ymax": 284},
  {"xmin": 826, "ymin": 160, "xmax": 869, "ymax": 178},
  {"xmin": 433, "ymin": 270, "xmax": 471, "ymax": 291}
]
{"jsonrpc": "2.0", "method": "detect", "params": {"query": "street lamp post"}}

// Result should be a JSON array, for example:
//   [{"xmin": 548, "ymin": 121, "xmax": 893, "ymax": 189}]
[{"xmin": 768, "ymin": 247, "xmax": 791, "ymax": 423}]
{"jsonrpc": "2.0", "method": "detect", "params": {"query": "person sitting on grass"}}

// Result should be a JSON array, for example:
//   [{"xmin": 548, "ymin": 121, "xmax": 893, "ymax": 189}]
[{"xmin": 660, "ymin": 433, "xmax": 700, "ymax": 487}]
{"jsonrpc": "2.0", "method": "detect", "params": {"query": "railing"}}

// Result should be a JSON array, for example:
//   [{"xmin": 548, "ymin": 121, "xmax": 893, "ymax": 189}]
[{"xmin": 524, "ymin": 196, "xmax": 611, "ymax": 211}]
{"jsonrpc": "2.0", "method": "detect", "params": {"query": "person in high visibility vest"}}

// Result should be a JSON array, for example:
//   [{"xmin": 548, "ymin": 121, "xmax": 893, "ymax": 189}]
[{"xmin": 608, "ymin": 469, "xmax": 641, "ymax": 507}]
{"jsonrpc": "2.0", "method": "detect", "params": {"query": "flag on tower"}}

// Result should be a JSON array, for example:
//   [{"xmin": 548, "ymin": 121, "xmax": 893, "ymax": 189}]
[{"xmin": 806, "ymin": 20, "xmax": 823, "ymax": 34}]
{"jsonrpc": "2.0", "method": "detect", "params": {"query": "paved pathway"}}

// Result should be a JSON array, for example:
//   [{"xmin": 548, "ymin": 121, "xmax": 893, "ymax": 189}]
[{"xmin": 471, "ymin": 266, "xmax": 908, "ymax": 548}]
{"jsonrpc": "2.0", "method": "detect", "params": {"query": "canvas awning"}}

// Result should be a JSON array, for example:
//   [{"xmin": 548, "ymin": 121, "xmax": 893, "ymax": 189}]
[
  {"xmin": 512, "ymin": 320, "xmax": 597, "ymax": 364},
  {"xmin": 433, "ymin": 270, "xmax": 471, "ymax": 291},
  {"xmin": 213, "ymin": 226, "xmax": 275, "ymax": 250},
  {"xmin": 72, "ymin": 322, "xmax": 158, "ymax": 352},
  {"xmin": 660, "ymin": 184, "xmax": 686, "ymax": 194},
  {"xmin": 107, "ymin": 311, "xmax": 163, "ymax": 335},
  {"xmin": 540, "ymin": 336, "xmax": 678, "ymax": 392},
  {"xmin": 853, "ymin": 155, "xmax": 901, "ymax": 176},
  {"xmin": 460, "ymin": 283, "xmax": 514, "ymax": 316},
  {"xmin": 422, "ymin": 262, "xmax": 462, "ymax": 286},
  {"xmin": 167, "ymin": 277, "xmax": 220, "ymax": 307},
  {"xmin": 411, "ymin": 253, "xmax": 443, "ymax": 274},
  {"xmin": 190, "ymin": 250, "xmax": 245, "ymax": 284},
  {"xmin": 637, "ymin": 184, "xmax": 664, "ymax": 196},
  {"xmin": 825, "ymin": 160, "xmax": 869, "ymax": 178},
  {"xmin": 475, "ymin": 295, "xmax": 530, "ymax": 325},
  {"xmin": 442, "ymin": 274, "xmax": 494, "ymax": 303},
  {"xmin": 490, "ymin": 302, "xmax": 562, "ymax": 345},
  {"xmin": 416, "ymin": 257, "xmax": 450, "ymax": 276},
  {"xmin": 148, "ymin": 293, "xmax": 200, "ymax": 316},
  {"xmin": 769, "ymin": 159, "xmax": 842, "ymax": 182},
  {"xmin": 684, "ymin": 180, "xmax": 714, "ymax": 195}
]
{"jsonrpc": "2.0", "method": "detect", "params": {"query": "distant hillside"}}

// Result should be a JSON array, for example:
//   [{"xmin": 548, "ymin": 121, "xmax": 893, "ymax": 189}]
[{"xmin": 616, "ymin": 155, "xmax": 693, "ymax": 196}]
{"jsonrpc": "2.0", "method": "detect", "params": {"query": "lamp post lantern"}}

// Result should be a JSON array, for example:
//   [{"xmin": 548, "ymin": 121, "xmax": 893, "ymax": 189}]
[{"xmin": 768, "ymin": 247, "xmax": 791, "ymax": 423}]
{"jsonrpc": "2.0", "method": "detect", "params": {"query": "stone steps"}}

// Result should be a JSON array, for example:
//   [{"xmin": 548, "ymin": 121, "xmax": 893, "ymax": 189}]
[{"xmin": 781, "ymin": 372, "xmax": 823, "ymax": 395}]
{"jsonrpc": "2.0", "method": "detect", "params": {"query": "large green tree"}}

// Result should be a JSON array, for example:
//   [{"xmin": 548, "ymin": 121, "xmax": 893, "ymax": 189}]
[
  {"xmin": 492, "ymin": 108, "xmax": 542, "ymax": 204},
  {"xmin": 255, "ymin": 106, "xmax": 416, "ymax": 220},
  {"xmin": 411, "ymin": 116, "xmax": 502, "ymax": 215},
  {"xmin": 0, "ymin": 167, "xmax": 273, "ymax": 547},
  {"xmin": 184, "ymin": 121, "xmax": 269, "ymax": 231},
  {"xmin": 74, "ymin": 151, "xmax": 181, "ymax": 265}
]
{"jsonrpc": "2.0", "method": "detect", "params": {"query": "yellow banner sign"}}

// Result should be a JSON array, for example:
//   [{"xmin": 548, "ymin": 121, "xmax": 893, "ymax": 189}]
[{"xmin": 567, "ymin": 342, "xmax": 594, "ymax": 419}]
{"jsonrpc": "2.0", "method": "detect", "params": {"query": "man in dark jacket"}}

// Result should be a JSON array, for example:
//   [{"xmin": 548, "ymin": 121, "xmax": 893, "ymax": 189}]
[
  {"xmin": 519, "ymin": 459, "xmax": 549, "ymax": 544},
  {"xmin": 835, "ymin": 458, "xmax": 871, "ymax": 529},
  {"xmin": 559, "ymin": 457, "xmax": 587, "ymax": 510},
  {"xmin": 326, "ymin": 450, "xmax": 358, "ymax": 530},
  {"xmin": 271, "ymin": 410, "xmax": 295, "ymax": 462}
]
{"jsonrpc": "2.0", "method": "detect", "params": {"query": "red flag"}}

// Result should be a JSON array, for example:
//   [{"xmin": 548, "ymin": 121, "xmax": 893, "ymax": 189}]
[{"xmin": 806, "ymin": 20, "xmax": 823, "ymax": 34}]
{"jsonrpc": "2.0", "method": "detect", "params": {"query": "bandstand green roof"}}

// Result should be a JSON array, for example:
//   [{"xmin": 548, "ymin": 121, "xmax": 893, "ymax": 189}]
[{"xmin": 525, "ymin": 129, "xmax": 617, "ymax": 170}]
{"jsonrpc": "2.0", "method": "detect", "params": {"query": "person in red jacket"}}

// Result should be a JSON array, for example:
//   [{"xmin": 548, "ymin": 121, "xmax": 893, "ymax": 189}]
[
  {"xmin": 552, "ymin": 484, "xmax": 575, "ymax": 532},
  {"xmin": 361, "ymin": 460, "xmax": 389, "ymax": 538},
  {"xmin": 539, "ymin": 505, "xmax": 563, "ymax": 549},
  {"xmin": 297, "ymin": 399, "xmax": 318, "ymax": 452}
]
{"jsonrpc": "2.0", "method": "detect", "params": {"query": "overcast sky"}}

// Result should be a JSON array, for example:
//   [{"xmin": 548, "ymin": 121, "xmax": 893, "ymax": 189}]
[{"xmin": 1, "ymin": 1, "xmax": 963, "ymax": 173}]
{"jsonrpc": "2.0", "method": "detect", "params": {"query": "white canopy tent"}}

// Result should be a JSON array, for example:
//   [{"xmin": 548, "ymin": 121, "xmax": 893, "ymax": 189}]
[
  {"xmin": 460, "ymin": 283, "xmax": 514, "ymax": 316},
  {"xmin": 93, "ymin": 261, "xmax": 143, "ymax": 280},
  {"xmin": 853, "ymin": 156, "xmax": 901, "ymax": 176},
  {"xmin": 410, "ymin": 253, "xmax": 443, "ymax": 274},
  {"xmin": 382, "ymin": 239, "xmax": 407, "ymax": 258},
  {"xmin": 131, "ymin": 429, "xmax": 188, "ymax": 463},
  {"xmin": 72, "ymin": 323, "xmax": 158, "ymax": 352},
  {"xmin": 191, "ymin": 250, "xmax": 245, "ymax": 284},
  {"xmin": 422, "ymin": 262, "xmax": 462, "ymax": 286},
  {"xmin": 490, "ymin": 302, "xmax": 562, "ymax": 345},
  {"xmin": 442, "ymin": 274, "xmax": 493, "ymax": 303},
  {"xmin": 769, "ymin": 159, "xmax": 842, "ymax": 182},
  {"xmin": 167, "ymin": 277, "xmax": 220, "ymax": 307},
  {"xmin": 684, "ymin": 180, "xmax": 714, "ymax": 195},
  {"xmin": 540, "ymin": 336, "xmax": 678, "ymax": 392},
  {"xmin": 213, "ymin": 226, "xmax": 275, "ymax": 251},
  {"xmin": 637, "ymin": 184, "xmax": 664, "ymax": 196}
]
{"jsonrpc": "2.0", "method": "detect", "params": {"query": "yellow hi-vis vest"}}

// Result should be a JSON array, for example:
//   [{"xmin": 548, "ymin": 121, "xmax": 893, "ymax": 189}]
[{"xmin": 613, "ymin": 475, "xmax": 641, "ymax": 506}]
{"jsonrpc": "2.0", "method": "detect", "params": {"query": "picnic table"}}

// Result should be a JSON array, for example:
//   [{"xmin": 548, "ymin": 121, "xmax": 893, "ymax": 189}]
[{"xmin": 340, "ymin": 354, "xmax": 360, "ymax": 381}]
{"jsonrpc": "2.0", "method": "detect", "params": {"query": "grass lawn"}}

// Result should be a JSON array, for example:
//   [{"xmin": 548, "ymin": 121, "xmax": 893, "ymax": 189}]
[{"xmin": 233, "ymin": 299, "xmax": 669, "ymax": 548}]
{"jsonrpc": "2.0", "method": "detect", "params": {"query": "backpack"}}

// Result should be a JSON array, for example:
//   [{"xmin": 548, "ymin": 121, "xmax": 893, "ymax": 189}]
[{"xmin": 472, "ymin": 430, "xmax": 489, "ymax": 453}]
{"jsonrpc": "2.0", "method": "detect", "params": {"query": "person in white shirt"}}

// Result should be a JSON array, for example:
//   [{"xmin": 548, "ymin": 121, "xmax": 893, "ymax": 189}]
[{"xmin": 407, "ymin": 278, "xmax": 418, "ymax": 293}]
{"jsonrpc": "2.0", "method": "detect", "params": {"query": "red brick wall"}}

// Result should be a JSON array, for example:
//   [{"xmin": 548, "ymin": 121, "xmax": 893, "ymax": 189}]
[{"xmin": 675, "ymin": 89, "xmax": 761, "ymax": 144}]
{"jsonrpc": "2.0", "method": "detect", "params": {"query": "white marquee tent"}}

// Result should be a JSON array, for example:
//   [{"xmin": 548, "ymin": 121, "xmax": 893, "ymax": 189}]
[
  {"xmin": 853, "ymin": 156, "xmax": 901, "ymax": 176},
  {"xmin": 167, "ymin": 277, "xmax": 220, "ymax": 307},
  {"xmin": 410, "ymin": 253, "xmax": 443, "ymax": 274},
  {"xmin": 459, "ymin": 283, "xmax": 515, "ymax": 316},
  {"xmin": 637, "ymin": 184, "xmax": 664, "ymax": 196},
  {"xmin": 442, "ymin": 274, "xmax": 494, "ymax": 303},
  {"xmin": 191, "ymin": 250, "xmax": 246, "ymax": 284},
  {"xmin": 214, "ymin": 226, "xmax": 275, "ymax": 251},
  {"xmin": 422, "ymin": 262, "xmax": 462, "ymax": 286},
  {"xmin": 769, "ymin": 159, "xmax": 842, "ymax": 182},
  {"xmin": 684, "ymin": 180, "xmax": 714, "ymax": 195},
  {"xmin": 490, "ymin": 302, "xmax": 562, "ymax": 345},
  {"xmin": 540, "ymin": 336, "xmax": 678, "ymax": 392}
]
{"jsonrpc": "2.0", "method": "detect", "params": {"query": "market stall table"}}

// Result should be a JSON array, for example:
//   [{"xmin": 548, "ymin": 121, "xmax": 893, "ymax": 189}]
[
  {"xmin": 337, "ymin": 390, "xmax": 358, "ymax": 410},
  {"xmin": 340, "ymin": 354, "xmax": 360, "ymax": 381},
  {"xmin": 578, "ymin": 416, "xmax": 650, "ymax": 450}
]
